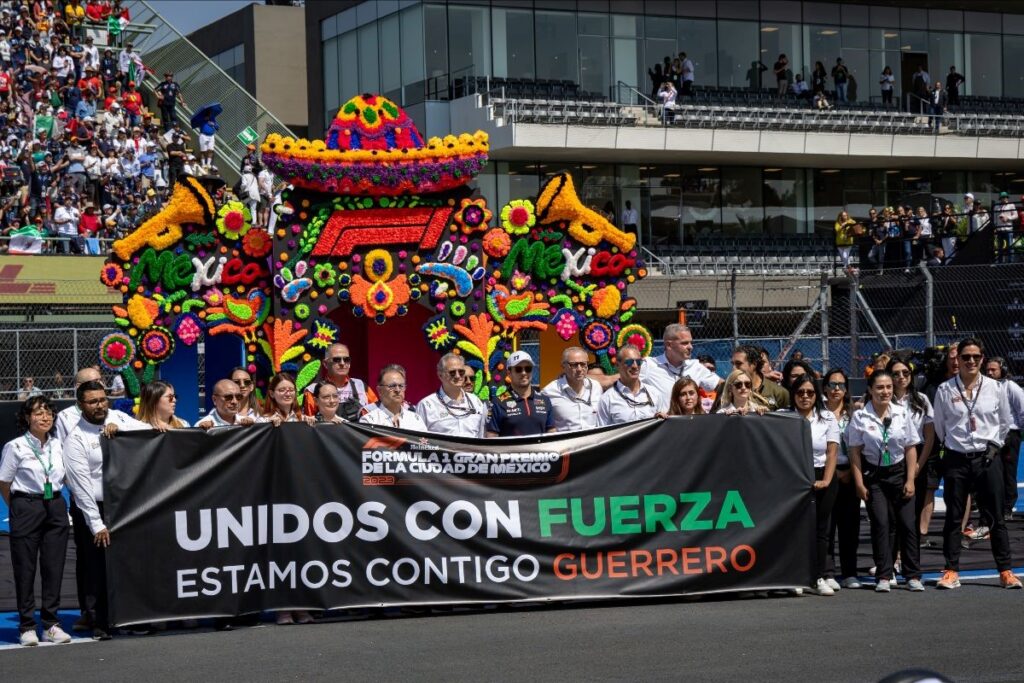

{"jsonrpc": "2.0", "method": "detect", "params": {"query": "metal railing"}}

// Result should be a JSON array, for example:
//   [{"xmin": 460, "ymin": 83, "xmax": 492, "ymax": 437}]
[{"xmin": 122, "ymin": 0, "xmax": 296, "ymax": 182}]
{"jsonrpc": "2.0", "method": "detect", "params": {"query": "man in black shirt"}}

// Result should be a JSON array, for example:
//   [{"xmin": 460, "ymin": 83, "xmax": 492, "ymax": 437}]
[
  {"xmin": 946, "ymin": 66, "xmax": 964, "ymax": 106},
  {"xmin": 166, "ymin": 134, "xmax": 185, "ymax": 189},
  {"xmin": 155, "ymin": 72, "xmax": 184, "ymax": 132}
]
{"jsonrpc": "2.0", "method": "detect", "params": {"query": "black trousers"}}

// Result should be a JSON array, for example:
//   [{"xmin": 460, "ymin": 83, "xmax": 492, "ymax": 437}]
[
  {"xmin": 942, "ymin": 450, "xmax": 1012, "ymax": 571},
  {"xmin": 70, "ymin": 500, "xmax": 109, "ymax": 631},
  {"xmin": 828, "ymin": 469, "xmax": 861, "ymax": 578},
  {"xmin": 9, "ymin": 493, "xmax": 69, "ymax": 633},
  {"xmin": 1003, "ymin": 429, "xmax": 1021, "ymax": 516},
  {"xmin": 865, "ymin": 463, "xmax": 920, "ymax": 580},
  {"xmin": 813, "ymin": 467, "xmax": 838, "ymax": 579}
]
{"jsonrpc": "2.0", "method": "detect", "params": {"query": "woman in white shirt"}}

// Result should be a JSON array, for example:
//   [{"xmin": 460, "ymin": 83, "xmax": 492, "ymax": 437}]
[
  {"xmin": 847, "ymin": 370, "xmax": 924, "ymax": 593},
  {"xmin": 137, "ymin": 380, "xmax": 190, "ymax": 429},
  {"xmin": 823, "ymin": 368, "xmax": 861, "ymax": 588},
  {"xmin": 716, "ymin": 369, "xmax": 768, "ymax": 416},
  {"xmin": 360, "ymin": 364, "xmax": 428, "ymax": 431},
  {"xmin": 879, "ymin": 66, "xmax": 895, "ymax": 106},
  {"xmin": 0, "ymin": 397, "xmax": 72, "ymax": 646},
  {"xmin": 788, "ymin": 375, "xmax": 840, "ymax": 595},
  {"xmin": 314, "ymin": 381, "xmax": 346, "ymax": 424}
]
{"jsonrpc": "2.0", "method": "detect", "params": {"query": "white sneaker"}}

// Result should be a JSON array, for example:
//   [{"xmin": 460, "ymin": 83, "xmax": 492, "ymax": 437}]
[
  {"xmin": 875, "ymin": 579, "xmax": 891, "ymax": 593},
  {"xmin": 889, "ymin": 578, "xmax": 899, "ymax": 588},
  {"xmin": 791, "ymin": 587, "xmax": 803, "ymax": 596},
  {"xmin": 825, "ymin": 577, "xmax": 841, "ymax": 591},
  {"xmin": 907, "ymin": 578, "xmax": 925, "ymax": 592},
  {"xmin": 19, "ymin": 630, "xmax": 38, "ymax": 646},
  {"xmin": 813, "ymin": 578, "xmax": 835, "ymax": 595},
  {"xmin": 44, "ymin": 624, "xmax": 71, "ymax": 644},
  {"xmin": 841, "ymin": 577, "xmax": 862, "ymax": 589}
]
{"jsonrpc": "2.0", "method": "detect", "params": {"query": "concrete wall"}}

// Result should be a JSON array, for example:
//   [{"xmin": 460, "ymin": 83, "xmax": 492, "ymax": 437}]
[{"xmin": 252, "ymin": 5, "xmax": 308, "ymax": 133}]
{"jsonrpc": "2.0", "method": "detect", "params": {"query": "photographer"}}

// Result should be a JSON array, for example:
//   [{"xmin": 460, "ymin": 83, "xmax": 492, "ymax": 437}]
[{"xmin": 932, "ymin": 338, "xmax": 1020, "ymax": 589}]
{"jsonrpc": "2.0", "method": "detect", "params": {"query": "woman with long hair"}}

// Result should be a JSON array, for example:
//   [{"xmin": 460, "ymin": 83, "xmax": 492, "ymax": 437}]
[
  {"xmin": 667, "ymin": 377, "xmax": 704, "ymax": 416},
  {"xmin": 0, "ymin": 396, "xmax": 71, "ymax": 646},
  {"xmin": 834, "ymin": 210, "xmax": 857, "ymax": 271},
  {"xmin": 313, "ymin": 381, "xmax": 345, "ymax": 424},
  {"xmin": 823, "ymin": 368, "xmax": 861, "ymax": 588},
  {"xmin": 137, "ymin": 380, "xmax": 189, "ymax": 429},
  {"xmin": 229, "ymin": 366, "xmax": 260, "ymax": 419},
  {"xmin": 847, "ymin": 370, "xmax": 925, "ymax": 593},
  {"xmin": 781, "ymin": 358, "xmax": 817, "ymax": 392},
  {"xmin": 717, "ymin": 369, "xmax": 768, "ymax": 415},
  {"xmin": 788, "ymin": 375, "xmax": 839, "ymax": 595}
]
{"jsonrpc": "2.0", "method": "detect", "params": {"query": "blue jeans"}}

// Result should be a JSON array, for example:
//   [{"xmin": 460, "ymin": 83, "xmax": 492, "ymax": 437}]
[
  {"xmin": 836, "ymin": 82, "xmax": 847, "ymax": 103},
  {"xmin": 931, "ymin": 104, "xmax": 943, "ymax": 132},
  {"xmin": 869, "ymin": 241, "xmax": 886, "ymax": 269},
  {"xmin": 903, "ymin": 239, "xmax": 914, "ymax": 266}
]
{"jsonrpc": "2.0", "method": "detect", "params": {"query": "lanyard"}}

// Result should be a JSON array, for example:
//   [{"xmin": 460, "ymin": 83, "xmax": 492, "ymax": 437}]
[
  {"xmin": 955, "ymin": 376, "xmax": 982, "ymax": 432},
  {"xmin": 615, "ymin": 383, "xmax": 653, "ymax": 408},
  {"xmin": 880, "ymin": 423, "xmax": 892, "ymax": 466},
  {"xmin": 437, "ymin": 390, "xmax": 477, "ymax": 419},
  {"xmin": 24, "ymin": 435, "xmax": 53, "ymax": 480},
  {"xmin": 561, "ymin": 379, "xmax": 593, "ymax": 406}
]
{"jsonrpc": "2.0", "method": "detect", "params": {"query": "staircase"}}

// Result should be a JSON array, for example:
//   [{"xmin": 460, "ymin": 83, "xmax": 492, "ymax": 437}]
[{"xmin": 122, "ymin": 0, "xmax": 295, "ymax": 183}]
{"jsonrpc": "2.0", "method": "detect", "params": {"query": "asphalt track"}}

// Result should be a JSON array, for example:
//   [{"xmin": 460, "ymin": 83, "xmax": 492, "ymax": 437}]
[{"xmin": 0, "ymin": 570, "xmax": 1021, "ymax": 682}]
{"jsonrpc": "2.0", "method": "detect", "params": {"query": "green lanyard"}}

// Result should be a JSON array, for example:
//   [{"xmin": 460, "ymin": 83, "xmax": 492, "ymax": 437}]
[
  {"xmin": 24, "ymin": 435, "xmax": 55, "ymax": 500},
  {"xmin": 880, "ymin": 423, "xmax": 892, "ymax": 466}
]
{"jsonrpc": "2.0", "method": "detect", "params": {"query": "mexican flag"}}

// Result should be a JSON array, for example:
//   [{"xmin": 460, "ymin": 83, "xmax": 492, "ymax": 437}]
[{"xmin": 8, "ymin": 225, "xmax": 44, "ymax": 254}]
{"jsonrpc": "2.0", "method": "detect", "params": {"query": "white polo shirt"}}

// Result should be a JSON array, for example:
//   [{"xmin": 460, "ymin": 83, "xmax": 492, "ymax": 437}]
[
  {"xmin": 640, "ymin": 353, "xmax": 721, "ymax": 399},
  {"xmin": 64, "ymin": 411, "xmax": 150, "ymax": 534},
  {"xmin": 361, "ymin": 403, "xmax": 427, "ymax": 431},
  {"xmin": 416, "ymin": 389, "xmax": 487, "ymax": 438},
  {"xmin": 198, "ymin": 407, "xmax": 244, "ymax": 427},
  {"xmin": 541, "ymin": 376, "xmax": 603, "ymax": 432},
  {"xmin": 55, "ymin": 404, "xmax": 82, "ymax": 442},
  {"xmin": 596, "ymin": 381, "xmax": 667, "ymax": 426},
  {"xmin": 933, "ymin": 375, "xmax": 1011, "ymax": 452},
  {"xmin": 845, "ymin": 402, "xmax": 921, "ymax": 467},
  {"xmin": 892, "ymin": 393, "xmax": 934, "ymax": 442},
  {"xmin": 785, "ymin": 410, "xmax": 840, "ymax": 468},
  {"xmin": 0, "ymin": 432, "xmax": 66, "ymax": 495}
]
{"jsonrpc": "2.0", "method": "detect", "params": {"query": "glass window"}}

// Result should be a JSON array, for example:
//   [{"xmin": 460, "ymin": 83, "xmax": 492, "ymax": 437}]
[
  {"xmin": 612, "ymin": 38, "xmax": 643, "ymax": 100},
  {"xmin": 379, "ymin": 15, "xmax": 401, "ymax": 102},
  {"xmin": 400, "ymin": 5, "xmax": 425, "ymax": 104},
  {"xmin": 760, "ymin": 1, "xmax": 801, "ymax": 23},
  {"xmin": 763, "ymin": 168, "xmax": 808, "ymax": 234},
  {"xmin": 929, "ymin": 32, "xmax": 964, "ymax": 95},
  {"xmin": 579, "ymin": 36, "xmax": 611, "ymax": 98},
  {"xmin": 900, "ymin": 8, "xmax": 927, "ymax": 30},
  {"xmin": 870, "ymin": 6, "xmax": 899, "ymax": 28},
  {"xmin": 677, "ymin": 18, "xmax": 717, "ymax": 88},
  {"xmin": 805, "ymin": 26, "xmax": 840, "ymax": 81},
  {"xmin": 644, "ymin": 37, "xmax": 677, "ymax": 97},
  {"xmin": 869, "ymin": 50, "xmax": 903, "ymax": 103},
  {"xmin": 721, "ymin": 168, "xmax": 763, "ymax": 235},
  {"xmin": 339, "ymin": 32, "xmax": 358, "ymax": 106},
  {"xmin": 424, "ymin": 5, "xmax": 448, "ymax": 80},
  {"xmin": 717, "ymin": 20, "xmax": 760, "ymax": 89},
  {"xmin": 323, "ymin": 38, "xmax": 339, "ymax": 115},
  {"xmin": 579, "ymin": 13, "xmax": 608, "ymax": 36},
  {"xmin": 899, "ymin": 30, "xmax": 927, "ymax": 53},
  {"xmin": 841, "ymin": 4, "xmax": 870, "ymax": 27},
  {"xmin": 679, "ymin": 166, "xmax": 720, "ymax": 244},
  {"xmin": 645, "ymin": 15, "xmax": 674, "ymax": 40},
  {"xmin": 321, "ymin": 14, "xmax": 337, "ymax": 43},
  {"xmin": 842, "ymin": 27, "xmax": 869, "ymax": 50},
  {"xmin": 929, "ymin": 10, "xmax": 963, "ymax": 32},
  {"xmin": 496, "ymin": 162, "xmax": 542, "ymax": 208},
  {"xmin": 492, "ymin": 8, "xmax": 535, "ymax": 79},
  {"xmin": 213, "ymin": 44, "xmax": 245, "ymax": 88},
  {"xmin": 1004, "ymin": 36, "xmax": 1024, "ymax": 97},
  {"xmin": 839, "ymin": 48, "xmax": 869, "ymax": 104},
  {"xmin": 964, "ymin": 33, "xmax": 1002, "ymax": 97},
  {"xmin": 357, "ymin": 24, "xmax": 379, "ymax": 94},
  {"xmin": 640, "ymin": 166, "xmax": 684, "ymax": 248},
  {"xmin": 612, "ymin": 14, "xmax": 642, "ymax": 38},
  {"xmin": 535, "ymin": 11, "xmax": 578, "ymax": 83},
  {"xmin": 760, "ymin": 23, "xmax": 802, "ymax": 84},
  {"xmin": 448, "ymin": 5, "xmax": 491, "ymax": 79}
]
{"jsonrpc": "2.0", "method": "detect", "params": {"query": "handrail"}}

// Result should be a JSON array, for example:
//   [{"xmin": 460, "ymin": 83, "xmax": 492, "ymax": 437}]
[{"xmin": 615, "ymin": 81, "xmax": 656, "ymax": 107}]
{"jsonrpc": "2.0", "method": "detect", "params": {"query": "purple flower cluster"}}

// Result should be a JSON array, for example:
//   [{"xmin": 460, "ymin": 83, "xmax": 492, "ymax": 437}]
[{"xmin": 263, "ymin": 154, "xmax": 487, "ymax": 195}]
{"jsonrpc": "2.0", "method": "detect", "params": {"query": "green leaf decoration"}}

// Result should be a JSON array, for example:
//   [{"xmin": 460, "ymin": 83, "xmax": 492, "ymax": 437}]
[{"xmin": 296, "ymin": 360, "xmax": 321, "ymax": 394}]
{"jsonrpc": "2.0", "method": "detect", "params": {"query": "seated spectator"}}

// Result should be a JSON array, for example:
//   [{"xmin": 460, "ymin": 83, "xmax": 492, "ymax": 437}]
[{"xmin": 790, "ymin": 74, "xmax": 810, "ymax": 100}]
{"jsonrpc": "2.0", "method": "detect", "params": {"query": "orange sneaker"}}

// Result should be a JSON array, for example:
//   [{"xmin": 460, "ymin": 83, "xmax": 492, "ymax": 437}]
[
  {"xmin": 936, "ymin": 569, "xmax": 961, "ymax": 589},
  {"xmin": 1000, "ymin": 570, "xmax": 1022, "ymax": 589}
]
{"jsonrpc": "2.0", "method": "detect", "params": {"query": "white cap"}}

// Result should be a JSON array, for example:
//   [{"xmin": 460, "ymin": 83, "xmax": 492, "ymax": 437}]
[
  {"xmin": 507, "ymin": 350, "xmax": 534, "ymax": 367},
  {"xmin": 965, "ymin": 192, "xmax": 974, "ymax": 199}
]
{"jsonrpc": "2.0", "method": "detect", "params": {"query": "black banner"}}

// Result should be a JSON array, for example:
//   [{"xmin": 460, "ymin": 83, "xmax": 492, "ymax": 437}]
[{"xmin": 104, "ymin": 415, "xmax": 814, "ymax": 626}]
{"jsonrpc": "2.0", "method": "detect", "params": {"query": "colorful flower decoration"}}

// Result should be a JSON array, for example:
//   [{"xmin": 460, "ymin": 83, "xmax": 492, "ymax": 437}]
[
  {"xmin": 482, "ymin": 228, "xmax": 511, "ymax": 258},
  {"xmin": 509, "ymin": 269, "xmax": 531, "ymax": 292},
  {"xmin": 100, "ymin": 263, "xmax": 123, "ymax": 288},
  {"xmin": 139, "ymin": 326, "xmax": 175, "ymax": 362},
  {"xmin": 552, "ymin": 309, "xmax": 581, "ymax": 341},
  {"xmin": 363, "ymin": 249, "xmax": 394, "ymax": 281},
  {"xmin": 425, "ymin": 314, "xmax": 456, "ymax": 351},
  {"xmin": 294, "ymin": 303, "xmax": 310, "ymax": 320},
  {"xmin": 501, "ymin": 199, "xmax": 536, "ymax": 235},
  {"xmin": 127, "ymin": 294, "xmax": 159, "ymax": 330},
  {"xmin": 313, "ymin": 262, "xmax": 337, "ymax": 288},
  {"xmin": 618, "ymin": 324, "xmax": 653, "ymax": 357},
  {"xmin": 591, "ymin": 285, "xmax": 622, "ymax": 319},
  {"xmin": 242, "ymin": 229, "xmax": 272, "ymax": 258},
  {"xmin": 173, "ymin": 312, "xmax": 203, "ymax": 346},
  {"xmin": 582, "ymin": 320, "xmax": 613, "ymax": 352},
  {"xmin": 216, "ymin": 201, "xmax": 253, "ymax": 240},
  {"xmin": 99, "ymin": 332, "xmax": 136, "ymax": 372},
  {"xmin": 454, "ymin": 197, "xmax": 492, "ymax": 234},
  {"xmin": 308, "ymin": 318, "xmax": 339, "ymax": 353}
]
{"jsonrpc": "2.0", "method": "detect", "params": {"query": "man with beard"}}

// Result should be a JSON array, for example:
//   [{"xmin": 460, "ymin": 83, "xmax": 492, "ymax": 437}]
[{"xmin": 62, "ymin": 380, "xmax": 148, "ymax": 640}]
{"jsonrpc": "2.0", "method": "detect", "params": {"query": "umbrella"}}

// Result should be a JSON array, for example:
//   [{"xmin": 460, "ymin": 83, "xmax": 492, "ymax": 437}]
[{"xmin": 190, "ymin": 102, "xmax": 223, "ymax": 130}]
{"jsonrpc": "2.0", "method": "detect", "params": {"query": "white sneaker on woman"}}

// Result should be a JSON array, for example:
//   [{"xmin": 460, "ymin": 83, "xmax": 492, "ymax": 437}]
[
  {"xmin": 825, "ymin": 577, "xmax": 841, "ymax": 591},
  {"xmin": 813, "ymin": 578, "xmax": 835, "ymax": 596},
  {"xmin": 19, "ymin": 630, "xmax": 38, "ymax": 646},
  {"xmin": 841, "ymin": 577, "xmax": 862, "ymax": 589}
]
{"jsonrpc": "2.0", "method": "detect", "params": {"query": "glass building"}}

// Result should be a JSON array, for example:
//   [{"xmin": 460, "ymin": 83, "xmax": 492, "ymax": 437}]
[{"xmin": 307, "ymin": 1, "xmax": 1024, "ymax": 247}]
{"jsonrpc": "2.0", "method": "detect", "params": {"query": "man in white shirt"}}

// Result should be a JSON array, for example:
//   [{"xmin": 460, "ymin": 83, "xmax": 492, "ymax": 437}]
[
  {"xmin": 82, "ymin": 35, "xmax": 99, "ymax": 72},
  {"xmin": 640, "ymin": 323, "xmax": 722, "ymax": 400},
  {"xmin": 63, "ymin": 380, "xmax": 150, "ymax": 640},
  {"xmin": 983, "ymin": 357, "xmax": 1024, "ymax": 522},
  {"xmin": 117, "ymin": 42, "xmax": 143, "ymax": 86},
  {"xmin": 53, "ymin": 197, "xmax": 80, "ymax": 254},
  {"xmin": 993, "ymin": 191, "xmax": 1018, "ymax": 264},
  {"xmin": 416, "ymin": 353, "xmax": 487, "ymax": 438},
  {"xmin": 679, "ymin": 51, "xmax": 695, "ymax": 96},
  {"xmin": 597, "ymin": 345, "xmax": 667, "ymax": 425},
  {"xmin": 542, "ymin": 346, "xmax": 603, "ymax": 431},
  {"xmin": 932, "ymin": 338, "xmax": 1020, "ymax": 589},
  {"xmin": 196, "ymin": 379, "xmax": 256, "ymax": 429},
  {"xmin": 620, "ymin": 200, "xmax": 638, "ymax": 234},
  {"xmin": 56, "ymin": 367, "xmax": 102, "ymax": 442},
  {"xmin": 360, "ymin": 364, "xmax": 427, "ymax": 431}
]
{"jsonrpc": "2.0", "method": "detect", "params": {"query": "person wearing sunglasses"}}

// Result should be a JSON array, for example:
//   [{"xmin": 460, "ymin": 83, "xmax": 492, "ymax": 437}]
[
  {"xmin": 717, "ymin": 369, "xmax": 768, "ymax": 416},
  {"xmin": 416, "ymin": 352, "xmax": 487, "ymax": 437},
  {"xmin": 542, "ymin": 346, "xmax": 604, "ymax": 431},
  {"xmin": 786, "ymin": 375, "xmax": 839, "ymax": 595},
  {"xmin": 933, "ymin": 338, "xmax": 1021, "ymax": 589},
  {"xmin": 229, "ymin": 366, "xmax": 260, "ymax": 420},
  {"xmin": 847, "ymin": 370, "xmax": 924, "ymax": 593},
  {"xmin": 137, "ymin": 380, "xmax": 189, "ymax": 430},
  {"xmin": 730, "ymin": 345, "xmax": 789, "ymax": 410},
  {"xmin": 597, "ymin": 345, "xmax": 667, "ymax": 426},
  {"xmin": 302, "ymin": 343, "xmax": 377, "ymax": 422},
  {"xmin": 486, "ymin": 351, "xmax": 555, "ymax": 437},
  {"xmin": 361, "ymin": 365, "xmax": 427, "ymax": 431},
  {"xmin": 638, "ymin": 324, "xmax": 721, "ymax": 404},
  {"xmin": 196, "ymin": 379, "xmax": 257, "ymax": 429},
  {"xmin": 887, "ymin": 358, "xmax": 937, "ymax": 555},
  {"xmin": 823, "ymin": 368, "xmax": 861, "ymax": 589}
]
